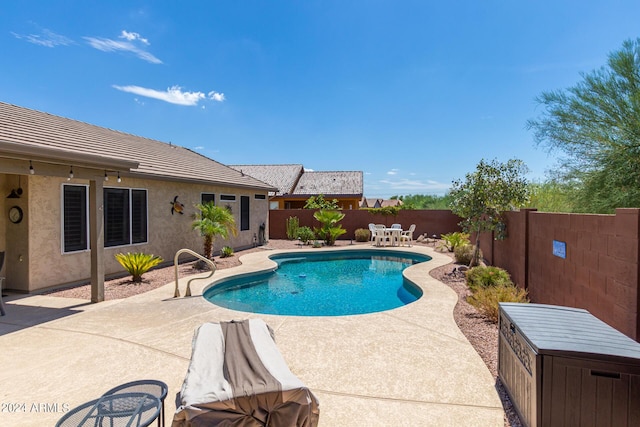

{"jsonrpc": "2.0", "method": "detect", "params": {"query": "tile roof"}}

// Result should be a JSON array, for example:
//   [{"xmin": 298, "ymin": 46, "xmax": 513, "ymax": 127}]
[
  {"xmin": 293, "ymin": 171, "xmax": 363, "ymax": 196},
  {"xmin": 0, "ymin": 102, "xmax": 275, "ymax": 191},
  {"xmin": 229, "ymin": 165, "xmax": 363, "ymax": 198},
  {"xmin": 360, "ymin": 198, "xmax": 403, "ymax": 208},
  {"xmin": 229, "ymin": 164, "xmax": 303, "ymax": 196}
]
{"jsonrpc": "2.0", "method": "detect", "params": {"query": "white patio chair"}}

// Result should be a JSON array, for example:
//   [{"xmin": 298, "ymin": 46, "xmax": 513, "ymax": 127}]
[
  {"xmin": 373, "ymin": 224, "xmax": 389, "ymax": 247},
  {"xmin": 368, "ymin": 223, "xmax": 376, "ymax": 242},
  {"xmin": 400, "ymin": 224, "xmax": 416, "ymax": 247},
  {"xmin": 390, "ymin": 223, "xmax": 402, "ymax": 229}
]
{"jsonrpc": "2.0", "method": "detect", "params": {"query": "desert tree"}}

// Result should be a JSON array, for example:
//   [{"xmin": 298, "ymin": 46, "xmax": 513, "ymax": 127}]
[
  {"xmin": 449, "ymin": 158, "xmax": 530, "ymax": 266},
  {"xmin": 527, "ymin": 38, "xmax": 640, "ymax": 213}
]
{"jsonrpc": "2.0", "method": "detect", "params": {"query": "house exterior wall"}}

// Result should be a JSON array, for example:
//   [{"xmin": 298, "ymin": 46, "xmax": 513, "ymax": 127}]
[
  {"xmin": 8, "ymin": 174, "xmax": 268, "ymax": 292},
  {"xmin": 4, "ymin": 175, "xmax": 29, "ymax": 291}
]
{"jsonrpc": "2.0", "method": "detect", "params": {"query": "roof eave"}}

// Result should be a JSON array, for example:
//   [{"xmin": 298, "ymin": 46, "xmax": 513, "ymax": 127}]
[{"xmin": 0, "ymin": 139, "xmax": 139, "ymax": 171}]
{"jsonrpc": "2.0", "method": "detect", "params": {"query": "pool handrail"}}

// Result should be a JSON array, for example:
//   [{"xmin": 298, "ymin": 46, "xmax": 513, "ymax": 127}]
[{"xmin": 174, "ymin": 249, "xmax": 216, "ymax": 297}]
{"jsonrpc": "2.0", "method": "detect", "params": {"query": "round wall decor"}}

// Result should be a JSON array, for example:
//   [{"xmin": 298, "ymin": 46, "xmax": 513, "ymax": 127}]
[{"xmin": 9, "ymin": 206, "xmax": 23, "ymax": 224}]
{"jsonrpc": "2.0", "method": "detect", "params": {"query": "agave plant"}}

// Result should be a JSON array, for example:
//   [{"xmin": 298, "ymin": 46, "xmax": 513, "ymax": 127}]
[{"xmin": 115, "ymin": 252, "xmax": 163, "ymax": 283}]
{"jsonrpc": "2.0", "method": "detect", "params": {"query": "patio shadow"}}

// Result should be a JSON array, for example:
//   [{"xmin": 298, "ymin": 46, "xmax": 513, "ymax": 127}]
[{"xmin": 0, "ymin": 294, "xmax": 92, "ymax": 336}]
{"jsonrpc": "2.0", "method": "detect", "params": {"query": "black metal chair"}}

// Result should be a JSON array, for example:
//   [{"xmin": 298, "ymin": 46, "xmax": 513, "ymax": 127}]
[
  {"xmin": 56, "ymin": 392, "xmax": 161, "ymax": 427},
  {"xmin": 102, "ymin": 379, "xmax": 168, "ymax": 427}
]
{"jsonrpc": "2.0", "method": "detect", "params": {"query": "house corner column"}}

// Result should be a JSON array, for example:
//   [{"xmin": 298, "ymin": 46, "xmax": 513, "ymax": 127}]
[{"xmin": 89, "ymin": 179, "xmax": 104, "ymax": 303}]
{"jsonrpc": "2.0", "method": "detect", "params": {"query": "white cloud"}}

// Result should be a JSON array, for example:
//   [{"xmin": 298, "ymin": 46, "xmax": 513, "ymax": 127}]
[
  {"xmin": 120, "ymin": 30, "xmax": 149, "ymax": 45},
  {"xmin": 112, "ymin": 85, "xmax": 225, "ymax": 106},
  {"xmin": 84, "ymin": 31, "xmax": 161, "ymax": 64},
  {"xmin": 387, "ymin": 169, "xmax": 399, "ymax": 175},
  {"xmin": 11, "ymin": 29, "xmax": 73, "ymax": 47},
  {"xmin": 208, "ymin": 91, "xmax": 225, "ymax": 102}
]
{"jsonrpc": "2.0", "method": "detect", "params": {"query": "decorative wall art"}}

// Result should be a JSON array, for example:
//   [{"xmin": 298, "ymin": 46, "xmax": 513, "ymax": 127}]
[{"xmin": 171, "ymin": 196, "xmax": 185, "ymax": 215}]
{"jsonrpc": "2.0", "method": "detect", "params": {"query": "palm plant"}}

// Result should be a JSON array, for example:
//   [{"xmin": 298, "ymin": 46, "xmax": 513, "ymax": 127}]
[
  {"xmin": 191, "ymin": 202, "xmax": 237, "ymax": 259},
  {"xmin": 313, "ymin": 210, "xmax": 346, "ymax": 246}
]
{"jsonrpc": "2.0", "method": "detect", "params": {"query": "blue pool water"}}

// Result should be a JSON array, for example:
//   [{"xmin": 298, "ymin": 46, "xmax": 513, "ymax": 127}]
[{"xmin": 203, "ymin": 250, "xmax": 431, "ymax": 316}]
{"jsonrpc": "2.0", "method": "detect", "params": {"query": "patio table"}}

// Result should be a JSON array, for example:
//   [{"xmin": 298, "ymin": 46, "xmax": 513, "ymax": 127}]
[
  {"xmin": 55, "ymin": 392, "xmax": 161, "ymax": 427},
  {"xmin": 385, "ymin": 228, "xmax": 402, "ymax": 246}
]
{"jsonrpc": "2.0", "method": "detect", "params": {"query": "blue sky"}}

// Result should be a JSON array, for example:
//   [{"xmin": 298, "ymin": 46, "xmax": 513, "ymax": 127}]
[{"xmin": 2, "ymin": 1, "xmax": 640, "ymax": 198}]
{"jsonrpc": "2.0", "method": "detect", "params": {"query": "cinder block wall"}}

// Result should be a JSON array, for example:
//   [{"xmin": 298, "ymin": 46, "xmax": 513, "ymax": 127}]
[{"xmin": 485, "ymin": 208, "xmax": 640, "ymax": 341}]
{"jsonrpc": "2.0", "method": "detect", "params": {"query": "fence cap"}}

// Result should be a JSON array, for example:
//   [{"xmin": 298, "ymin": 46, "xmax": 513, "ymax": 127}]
[{"xmin": 499, "ymin": 303, "xmax": 640, "ymax": 362}]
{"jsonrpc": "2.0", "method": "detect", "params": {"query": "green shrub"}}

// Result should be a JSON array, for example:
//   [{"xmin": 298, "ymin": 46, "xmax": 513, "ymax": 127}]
[
  {"xmin": 115, "ymin": 252, "xmax": 163, "ymax": 283},
  {"xmin": 466, "ymin": 266, "xmax": 512, "ymax": 291},
  {"xmin": 297, "ymin": 226, "xmax": 315, "ymax": 244},
  {"xmin": 220, "ymin": 246, "xmax": 234, "ymax": 258},
  {"xmin": 354, "ymin": 228, "xmax": 370, "ymax": 242},
  {"xmin": 467, "ymin": 284, "xmax": 529, "ymax": 322},
  {"xmin": 454, "ymin": 244, "xmax": 482, "ymax": 265},
  {"xmin": 286, "ymin": 216, "xmax": 299, "ymax": 240},
  {"xmin": 438, "ymin": 232, "xmax": 470, "ymax": 252},
  {"xmin": 313, "ymin": 210, "xmax": 346, "ymax": 246}
]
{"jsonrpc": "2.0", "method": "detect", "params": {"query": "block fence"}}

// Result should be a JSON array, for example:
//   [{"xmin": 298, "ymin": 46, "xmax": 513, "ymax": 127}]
[
  {"xmin": 478, "ymin": 208, "xmax": 640, "ymax": 342},
  {"xmin": 268, "ymin": 209, "xmax": 462, "ymax": 241}
]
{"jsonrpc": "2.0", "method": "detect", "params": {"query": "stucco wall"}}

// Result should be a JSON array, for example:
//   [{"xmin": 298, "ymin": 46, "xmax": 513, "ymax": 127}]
[
  {"xmin": 21, "ymin": 175, "xmax": 268, "ymax": 292},
  {"xmin": 4, "ymin": 174, "xmax": 28, "ymax": 291}
]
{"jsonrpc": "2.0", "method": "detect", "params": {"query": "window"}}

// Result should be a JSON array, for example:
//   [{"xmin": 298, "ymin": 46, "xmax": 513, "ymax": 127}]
[
  {"xmin": 220, "ymin": 194, "xmax": 236, "ymax": 202},
  {"xmin": 254, "ymin": 194, "xmax": 266, "ymax": 200},
  {"xmin": 201, "ymin": 193, "xmax": 215, "ymax": 204},
  {"xmin": 104, "ymin": 188, "xmax": 130, "ymax": 247},
  {"xmin": 63, "ymin": 185, "xmax": 148, "ymax": 251},
  {"xmin": 131, "ymin": 189, "xmax": 148, "ymax": 244},
  {"xmin": 63, "ymin": 185, "xmax": 88, "ymax": 252},
  {"xmin": 104, "ymin": 188, "xmax": 148, "ymax": 247},
  {"xmin": 240, "ymin": 196, "xmax": 250, "ymax": 231}
]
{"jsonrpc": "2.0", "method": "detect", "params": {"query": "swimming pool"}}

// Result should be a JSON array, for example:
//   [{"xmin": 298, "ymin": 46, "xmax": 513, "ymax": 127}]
[{"xmin": 203, "ymin": 249, "xmax": 431, "ymax": 316}]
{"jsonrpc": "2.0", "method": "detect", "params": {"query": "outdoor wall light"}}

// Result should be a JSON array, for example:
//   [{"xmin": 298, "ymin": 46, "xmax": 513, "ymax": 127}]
[
  {"xmin": 104, "ymin": 170, "xmax": 109, "ymax": 181},
  {"xmin": 29, "ymin": 161, "xmax": 35, "ymax": 175},
  {"xmin": 6, "ymin": 189, "xmax": 20, "ymax": 199},
  {"xmin": 68, "ymin": 166, "xmax": 74, "ymax": 180},
  {"xmin": 6, "ymin": 176, "xmax": 23, "ymax": 199},
  {"xmin": 117, "ymin": 171, "xmax": 122, "ymax": 183}
]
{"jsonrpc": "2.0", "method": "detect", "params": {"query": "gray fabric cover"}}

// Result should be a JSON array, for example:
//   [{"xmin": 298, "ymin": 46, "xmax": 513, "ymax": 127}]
[{"xmin": 172, "ymin": 319, "xmax": 319, "ymax": 427}]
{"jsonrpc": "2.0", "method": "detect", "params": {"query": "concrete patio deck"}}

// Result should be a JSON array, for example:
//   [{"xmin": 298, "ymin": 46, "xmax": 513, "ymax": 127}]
[{"xmin": 0, "ymin": 245, "xmax": 504, "ymax": 426}]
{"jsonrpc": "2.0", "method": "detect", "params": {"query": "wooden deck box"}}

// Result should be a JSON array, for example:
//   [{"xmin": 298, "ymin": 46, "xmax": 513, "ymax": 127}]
[{"xmin": 498, "ymin": 303, "xmax": 640, "ymax": 427}]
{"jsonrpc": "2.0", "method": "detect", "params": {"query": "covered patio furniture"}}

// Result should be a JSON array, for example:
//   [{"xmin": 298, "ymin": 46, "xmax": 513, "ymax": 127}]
[{"xmin": 172, "ymin": 319, "xmax": 319, "ymax": 427}]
